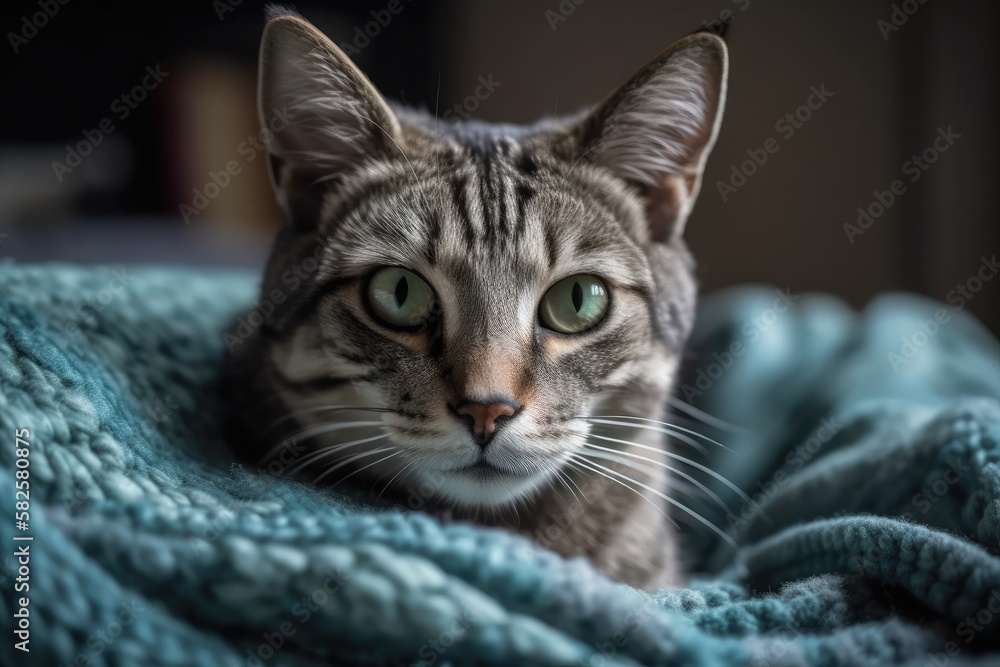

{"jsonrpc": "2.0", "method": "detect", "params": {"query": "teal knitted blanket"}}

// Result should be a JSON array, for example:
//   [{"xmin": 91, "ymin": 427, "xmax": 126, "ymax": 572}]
[{"xmin": 2, "ymin": 263, "xmax": 1000, "ymax": 667}]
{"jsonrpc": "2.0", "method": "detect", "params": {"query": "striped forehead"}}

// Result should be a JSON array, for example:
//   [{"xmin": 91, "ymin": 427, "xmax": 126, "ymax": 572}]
[{"xmin": 321, "ymin": 143, "xmax": 653, "ymax": 290}]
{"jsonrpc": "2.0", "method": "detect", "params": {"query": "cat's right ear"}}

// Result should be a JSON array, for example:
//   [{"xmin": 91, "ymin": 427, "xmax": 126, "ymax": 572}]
[
  {"xmin": 575, "ymin": 33, "xmax": 728, "ymax": 243},
  {"xmin": 258, "ymin": 10, "xmax": 404, "ymax": 229}
]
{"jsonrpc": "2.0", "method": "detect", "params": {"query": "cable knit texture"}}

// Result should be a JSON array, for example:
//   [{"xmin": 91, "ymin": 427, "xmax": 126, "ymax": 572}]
[{"xmin": 1, "ymin": 263, "xmax": 1000, "ymax": 667}]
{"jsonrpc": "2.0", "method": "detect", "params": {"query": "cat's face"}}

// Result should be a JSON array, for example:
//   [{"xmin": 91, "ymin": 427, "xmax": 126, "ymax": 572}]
[{"xmin": 251, "ymin": 11, "xmax": 726, "ymax": 509}]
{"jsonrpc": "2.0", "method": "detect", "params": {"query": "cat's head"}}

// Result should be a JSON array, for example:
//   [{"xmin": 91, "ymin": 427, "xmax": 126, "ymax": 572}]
[{"xmin": 251, "ymin": 10, "xmax": 727, "ymax": 508}]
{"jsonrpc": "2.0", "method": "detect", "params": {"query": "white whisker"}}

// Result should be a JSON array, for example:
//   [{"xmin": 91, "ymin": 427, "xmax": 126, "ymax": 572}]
[
  {"xmin": 283, "ymin": 433, "xmax": 388, "ymax": 477},
  {"xmin": 586, "ymin": 433, "xmax": 757, "ymax": 510},
  {"xmin": 569, "ymin": 454, "xmax": 736, "ymax": 549},
  {"xmin": 586, "ymin": 417, "xmax": 709, "ymax": 456},
  {"xmin": 587, "ymin": 416, "xmax": 735, "ymax": 454},
  {"xmin": 668, "ymin": 397, "xmax": 750, "ymax": 434},
  {"xmin": 566, "ymin": 456, "xmax": 715, "ymax": 532},
  {"xmin": 577, "ymin": 445, "xmax": 720, "ymax": 508},
  {"xmin": 546, "ymin": 463, "xmax": 583, "ymax": 506},
  {"xmin": 376, "ymin": 459, "xmax": 417, "ymax": 500},
  {"xmin": 260, "ymin": 421, "xmax": 385, "ymax": 463},
  {"xmin": 559, "ymin": 467, "xmax": 590, "ymax": 504},
  {"xmin": 329, "ymin": 450, "xmax": 402, "ymax": 488},
  {"xmin": 564, "ymin": 457, "xmax": 679, "ymax": 531},
  {"xmin": 263, "ymin": 405, "xmax": 391, "ymax": 435},
  {"xmin": 311, "ymin": 446, "xmax": 397, "ymax": 485}
]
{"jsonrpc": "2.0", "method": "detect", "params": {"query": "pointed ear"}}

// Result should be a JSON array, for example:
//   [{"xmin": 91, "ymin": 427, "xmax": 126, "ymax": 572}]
[
  {"xmin": 579, "ymin": 33, "xmax": 728, "ymax": 242},
  {"xmin": 258, "ymin": 11, "xmax": 404, "ymax": 226}
]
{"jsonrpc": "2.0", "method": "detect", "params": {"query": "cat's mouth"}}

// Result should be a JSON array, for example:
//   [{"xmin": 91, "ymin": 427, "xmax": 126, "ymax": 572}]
[{"xmin": 428, "ymin": 454, "xmax": 547, "ymax": 508}]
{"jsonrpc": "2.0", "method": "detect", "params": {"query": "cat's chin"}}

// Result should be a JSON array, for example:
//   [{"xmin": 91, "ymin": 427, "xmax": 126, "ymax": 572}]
[{"xmin": 425, "ymin": 464, "xmax": 548, "ymax": 509}]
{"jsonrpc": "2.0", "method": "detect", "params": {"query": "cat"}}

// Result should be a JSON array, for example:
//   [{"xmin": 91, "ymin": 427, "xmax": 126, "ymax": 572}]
[{"xmin": 223, "ymin": 6, "xmax": 728, "ymax": 590}]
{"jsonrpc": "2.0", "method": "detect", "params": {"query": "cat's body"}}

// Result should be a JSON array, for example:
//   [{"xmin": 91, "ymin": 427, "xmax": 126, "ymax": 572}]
[{"xmin": 224, "ymin": 8, "xmax": 727, "ymax": 589}]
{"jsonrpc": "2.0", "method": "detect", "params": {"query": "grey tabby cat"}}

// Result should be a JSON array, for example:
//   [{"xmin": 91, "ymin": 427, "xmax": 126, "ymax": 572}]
[{"xmin": 224, "ymin": 8, "xmax": 728, "ymax": 590}]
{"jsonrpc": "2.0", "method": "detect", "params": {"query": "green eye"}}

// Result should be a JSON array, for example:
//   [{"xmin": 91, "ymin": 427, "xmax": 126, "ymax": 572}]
[
  {"xmin": 538, "ymin": 274, "xmax": 609, "ymax": 334},
  {"xmin": 367, "ymin": 267, "xmax": 436, "ymax": 329}
]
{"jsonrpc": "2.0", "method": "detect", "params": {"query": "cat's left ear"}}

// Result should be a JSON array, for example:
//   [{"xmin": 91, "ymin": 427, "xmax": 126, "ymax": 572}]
[
  {"xmin": 578, "ymin": 33, "xmax": 728, "ymax": 242},
  {"xmin": 257, "ymin": 10, "xmax": 404, "ymax": 228}
]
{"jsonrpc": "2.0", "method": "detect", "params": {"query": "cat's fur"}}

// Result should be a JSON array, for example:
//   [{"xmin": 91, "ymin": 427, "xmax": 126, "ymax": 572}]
[{"xmin": 223, "ymin": 8, "xmax": 727, "ymax": 589}]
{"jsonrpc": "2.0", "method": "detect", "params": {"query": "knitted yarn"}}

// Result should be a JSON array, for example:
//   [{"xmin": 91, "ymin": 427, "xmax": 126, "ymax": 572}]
[{"xmin": 2, "ymin": 263, "xmax": 999, "ymax": 667}]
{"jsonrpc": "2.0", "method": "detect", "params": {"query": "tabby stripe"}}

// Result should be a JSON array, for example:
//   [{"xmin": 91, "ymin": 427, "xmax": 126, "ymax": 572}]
[
  {"xmin": 479, "ymin": 160, "xmax": 497, "ymax": 248},
  {"xmin": 313, "ymin": 274, "xmax": 362, "ymax": 295},
  {"xmin": 517, "ymin": 153, "xmax": 539, "ymax": 176},
  {"xmin": 391, "ymin": 426, "xmax": 438, "ymax": 437},
  {"xmin": 429, "ymin": 324, "xmax": 445, "ymax": 359},
  {"xmin": 337, "ymin": 308, "xmax": 411, "ymax": 371},
  {"xmin": 262, "ymin": 284, "xmax": 328, "ymax": 340},
  {"xmin": 394, "ymin": 408, "xmax": 428, "ymax": 420},
  {"xmin": 544, "ymin": 225, "xmax": 560, "ymax": 266},
  {"xmin": 335, "ymin": 348, "xmax": 378, "ymax": 365},
  {"xmin": 425, "ymin": 210, "xmax": 442, "ymax": 266},
  {"xmin": 450, "ymin": 174, "xmax": 477, "ymax": 249},
  {"xmin": 514, "ymin": 183, "xmax": 535, "ymax": 241}
]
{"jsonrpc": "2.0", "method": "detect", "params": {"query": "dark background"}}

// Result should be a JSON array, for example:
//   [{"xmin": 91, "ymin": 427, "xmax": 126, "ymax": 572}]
[{"xmin": 1, "ymin": 0, "xmax": 998, "ymax": 335}]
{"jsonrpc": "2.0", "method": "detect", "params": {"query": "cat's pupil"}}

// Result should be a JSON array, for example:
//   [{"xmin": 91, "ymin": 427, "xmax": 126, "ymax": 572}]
[
  {"xmin": 395, "ymin": 276, "xmax": 409, "ymax": 307},
  {"xmin": 572, "ymin": 282, "xmax": 584, "ymax": 313}
]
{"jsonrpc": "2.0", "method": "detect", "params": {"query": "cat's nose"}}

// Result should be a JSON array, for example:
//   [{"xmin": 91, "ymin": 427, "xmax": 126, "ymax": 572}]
[{"xmin": 451, "ymin": 397, "xmax": 521, "ymax": 447}]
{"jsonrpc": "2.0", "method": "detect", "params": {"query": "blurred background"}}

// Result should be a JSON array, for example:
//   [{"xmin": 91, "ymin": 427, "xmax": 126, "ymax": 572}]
[{"xmin": 1, "ymin": 0, "xmax": 998, "ymax": 334}]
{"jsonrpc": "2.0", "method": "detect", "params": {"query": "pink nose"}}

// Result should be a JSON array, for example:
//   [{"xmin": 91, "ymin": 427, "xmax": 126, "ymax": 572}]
[{"xmin": 453, "ymin": 398, "xmax": 520, "ymax": 446}]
